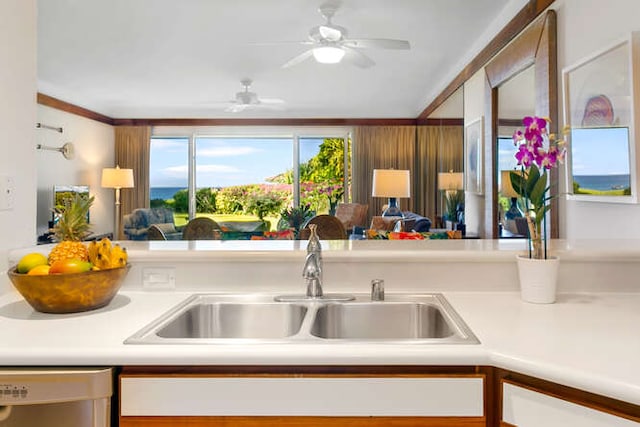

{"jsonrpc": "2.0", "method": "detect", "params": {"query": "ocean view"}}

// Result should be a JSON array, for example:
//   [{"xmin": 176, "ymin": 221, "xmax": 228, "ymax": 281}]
[
  {"xmin": 573, "ymin": 174, "xmax": 630, "ymax": 191},
  {"xmin": 150, "ymin": 187, "xmax": 186, "ymax": 201}
]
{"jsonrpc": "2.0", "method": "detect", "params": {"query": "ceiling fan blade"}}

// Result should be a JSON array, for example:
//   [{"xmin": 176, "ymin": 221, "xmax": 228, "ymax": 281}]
[
  {"xmin": 343, "ymin": 38, "xmax": 410, "ymax": 50},
  {"xmin": 247, "ymin": 40, "xmax": 314, "ymax": 46},
  {"xmin": 342, "ymin": 46, "xmax": 375, "ymax": 68},
  {"xmin": 282, "ymin": 49, "xmax": 314, "ymax": 68},
  {"xmin": 258, "ymin": 98, "xmax": 285, "ymax": 105},
  {"xmin": 225, "ymin": 104, "xmax": 249, "ymax": 113},
  {"xmin": 319, "ymin": 25, "xmax": 342, "ymax": 41}
]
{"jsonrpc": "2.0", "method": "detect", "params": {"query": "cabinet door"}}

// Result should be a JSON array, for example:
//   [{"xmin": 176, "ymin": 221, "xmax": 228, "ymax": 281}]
[
  {"xmin": 120, "ymin": 375, "xmax": 486, "ymax": 427},
  {"xmin": 503, "ymin": 383, "xmax": 640, "ymax": 427}
]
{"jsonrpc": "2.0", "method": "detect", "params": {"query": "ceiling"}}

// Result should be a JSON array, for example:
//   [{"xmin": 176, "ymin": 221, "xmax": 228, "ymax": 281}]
[{"xmin": 37, "ymin": 0, "xmax": 524, "ymax": 120}]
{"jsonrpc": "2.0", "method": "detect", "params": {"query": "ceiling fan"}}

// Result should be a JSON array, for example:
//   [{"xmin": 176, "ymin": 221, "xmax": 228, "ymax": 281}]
[
  {"xmin": 273, "ymin": 1, "xmax": 411, "ymax": 69},
  {"xmin": 218, "ymin": 79, "xmax": 285, "ymax": 113}
]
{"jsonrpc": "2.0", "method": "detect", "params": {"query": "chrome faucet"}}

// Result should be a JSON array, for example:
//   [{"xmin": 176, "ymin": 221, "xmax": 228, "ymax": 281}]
[
  {"xmin": 303, "ymin": 252, "xmax": 323, "ymax": 298},
  {"xmin": 303, "ymin": 224, "xmax": 323, "ymax": 298}
]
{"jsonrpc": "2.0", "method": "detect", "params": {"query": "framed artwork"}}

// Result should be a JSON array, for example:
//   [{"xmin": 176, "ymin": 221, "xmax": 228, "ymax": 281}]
[
  {"xmin": 464, "ymin": 117, "xmax": 483, "ymax": 194},
  {"xmin": 562, "ymin": 32, "xmax": 639, "ymax": 203}
]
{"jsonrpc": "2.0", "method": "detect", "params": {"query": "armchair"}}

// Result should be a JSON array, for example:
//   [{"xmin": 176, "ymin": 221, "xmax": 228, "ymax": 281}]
[{"xmin": 122, "ymin": 207, "xmax": 183, "ymax": 240}]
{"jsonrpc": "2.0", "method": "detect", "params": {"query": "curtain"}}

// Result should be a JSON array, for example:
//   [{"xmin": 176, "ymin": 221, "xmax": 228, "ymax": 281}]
[
  {"xmin": 115, "ymin": 126, "xmax": 151, "ymax": 239},
  {"xmin": 416, "ymin": 125, "xmax": 463, "ymax": 227},
  {"xmin": 352, "ymin": 126, "xmax": 416, "ymax": 223}
]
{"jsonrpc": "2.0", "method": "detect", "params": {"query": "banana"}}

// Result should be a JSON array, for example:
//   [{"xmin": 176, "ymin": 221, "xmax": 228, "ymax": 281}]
[
  {"xmin": 87, "ymin": 237, "xmax": 128, "ymax": 270},
  {"xmin": 109, "ymin": 244, "xmax": 128, "ymax": 268}
]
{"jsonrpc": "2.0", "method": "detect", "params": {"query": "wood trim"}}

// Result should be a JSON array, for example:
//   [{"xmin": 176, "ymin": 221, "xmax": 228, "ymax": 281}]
[
  {"xmin": 483, "ymin": 10, "xmax": 557, "ymax": 239},
  {"xmin": 499, "ymin": 422, "xmax": 517, "ymax": 427},
  {"xmin": 497, "ymin": 119, "xmax": 523, "ymax": 128},
  {"xmin": 112, "ymin": 118, "xmax": 418, "ymax": 127},
  {"xmin": 37, "ymin": 93, "xmax": 114, "ymax": 125},
  {"xmin": 120, "ymin": 365, "xmax": 483, "ymax": 376},
  {"xmin": 417, "ymin": 118, "xmax": 464, "ymax": 126},
  {"xmin": 497, "ymin": 368, "xmax": 640, "ymax": 424},
  {"xmin": 418, "ymin": 0, "xmax": 555, "ymax": 119},
  {"xmin": 119, "ymin": 416, "xmax": 486, "ymax": 427}
]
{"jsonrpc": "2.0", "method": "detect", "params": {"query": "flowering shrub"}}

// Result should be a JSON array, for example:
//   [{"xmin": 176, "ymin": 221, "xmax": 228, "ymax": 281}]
[{"xmin": 510, "ymin": 116, "xmax": 567, "ymax": 259}]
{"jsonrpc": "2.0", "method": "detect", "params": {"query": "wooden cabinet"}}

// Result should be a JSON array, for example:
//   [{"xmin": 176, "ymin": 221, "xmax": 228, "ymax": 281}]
[
  {"xmin": 119, "ymin": 367, "xmax": 487, "ymax": 427},
  {"xmin": 501, "ymin": 380, "xmax": 640, "ymax": 427}
]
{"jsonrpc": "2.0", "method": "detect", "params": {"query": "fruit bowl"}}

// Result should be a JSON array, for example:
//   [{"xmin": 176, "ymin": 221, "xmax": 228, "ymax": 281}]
[{"xmin": 7, "ymin": 265, "xmax": 130, "ymax": 314}]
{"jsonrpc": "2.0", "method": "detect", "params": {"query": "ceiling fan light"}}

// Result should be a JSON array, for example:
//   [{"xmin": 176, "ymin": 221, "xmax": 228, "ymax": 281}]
[{"xmin": 312, "ymin": 46, "xmax": 345, "ymax": 64}]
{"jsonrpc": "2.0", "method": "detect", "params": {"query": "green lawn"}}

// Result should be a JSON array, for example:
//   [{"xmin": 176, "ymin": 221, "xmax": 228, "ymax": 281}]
[{"xmin": 173, "ymin": 213, "xmax": 281, "ymax": 231}]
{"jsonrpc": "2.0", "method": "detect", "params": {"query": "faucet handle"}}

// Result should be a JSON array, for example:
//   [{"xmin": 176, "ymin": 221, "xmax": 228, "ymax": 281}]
[{"xmin": 371, "ymin": 279, "xmax": 385, "ymax": 301}]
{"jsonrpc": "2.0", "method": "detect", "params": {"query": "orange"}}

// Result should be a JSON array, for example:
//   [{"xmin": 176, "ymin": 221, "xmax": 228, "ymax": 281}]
[{"xmin": 27, "ymin": 264, "xmax": 51, "ymax": 275}]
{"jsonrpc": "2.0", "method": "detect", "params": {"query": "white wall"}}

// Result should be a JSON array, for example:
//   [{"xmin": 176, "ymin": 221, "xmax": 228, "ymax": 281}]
[
  {"xmin": 36, "ymin": 105, "xmax": 115, "ymax": 238},
  {"xmin": 552, "ymin": 0, "xmax": 640, "ymax": 239},
  {"xmin": 462, "ymin": 0, "xmax": 640, "ymax": 240},
  {"xmin": 463, "ymin": 69, "xmax": 486, "ymax": 237},
  {"xmin": 0, "ymin": 0, "xmax": 37, "ymax": 292}
]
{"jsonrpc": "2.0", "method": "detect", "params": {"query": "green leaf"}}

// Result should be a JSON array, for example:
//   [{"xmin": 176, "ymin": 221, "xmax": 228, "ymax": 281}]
[
  {"xmin": 529, "ymin": 173, "xmax": 548, "ymax": 207},
  {"xmin": 525, "ymin": 164, "xmax": 541, "ymax": 196},
  {"xmin": 510, "ymin": 171, "xmax": 526, "ymax": 197}
]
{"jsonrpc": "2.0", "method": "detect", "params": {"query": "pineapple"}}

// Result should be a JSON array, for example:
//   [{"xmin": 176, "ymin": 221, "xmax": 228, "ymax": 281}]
[{"xmin": 49, "ymin": 193, "xmax": 94, "ymax": 264}]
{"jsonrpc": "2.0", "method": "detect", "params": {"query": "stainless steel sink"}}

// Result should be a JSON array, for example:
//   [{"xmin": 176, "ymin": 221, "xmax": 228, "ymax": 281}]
[
  {"xmin": 125, "ymin": 293, "xmax": 478, "ymax": 345},
  {"xmin": 310, "ymin": 302, "xmax": 455, "ymax": 340},
  {"xmin": 157, "ymin": 301, "xmax": 307, "ymax": 339}
]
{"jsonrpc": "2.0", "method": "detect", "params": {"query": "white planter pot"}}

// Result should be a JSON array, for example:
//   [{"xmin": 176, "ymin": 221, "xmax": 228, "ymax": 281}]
[{"xmin": 516, "ymin": 255, "xmax": 559, "ymax": 304}]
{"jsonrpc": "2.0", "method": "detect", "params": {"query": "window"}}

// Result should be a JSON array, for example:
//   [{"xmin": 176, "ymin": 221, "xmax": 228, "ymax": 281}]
[{"xmin": 150, "ymin": 129, "xmax": 351, "ymax": 229}]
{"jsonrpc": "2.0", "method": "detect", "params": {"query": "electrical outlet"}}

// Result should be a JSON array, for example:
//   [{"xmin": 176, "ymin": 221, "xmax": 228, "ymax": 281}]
[{"xmin": 142, "ymin": 267, "xmax": 176, "ymax": 289}]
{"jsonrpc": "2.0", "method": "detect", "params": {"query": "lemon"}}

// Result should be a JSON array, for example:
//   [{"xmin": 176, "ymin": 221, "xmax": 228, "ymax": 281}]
[{"xmin": 17, "ymin": 253, "xmax": 48, "ymax": 274}]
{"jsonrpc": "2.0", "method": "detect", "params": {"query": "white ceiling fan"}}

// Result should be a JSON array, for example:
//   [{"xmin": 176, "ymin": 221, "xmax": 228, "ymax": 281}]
[
  {"xmin": 217, "ymin": 79, "xmax": 285, "ymax": 113},
  {"xmin": 272, "ymin": 1, "xmax": 411, "ymax": 69}
]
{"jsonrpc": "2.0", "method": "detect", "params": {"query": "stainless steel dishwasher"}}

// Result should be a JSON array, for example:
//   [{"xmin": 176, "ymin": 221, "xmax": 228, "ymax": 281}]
[{"xmin": 0, "ymin": 367, "xmax": 112, "ymax": 427}]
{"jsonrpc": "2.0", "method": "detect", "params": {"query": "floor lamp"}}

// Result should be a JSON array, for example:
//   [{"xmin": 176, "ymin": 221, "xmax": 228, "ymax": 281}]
[
  {"xmin": 371, "ymin": 169, "xmax": 411, "ymax": 217},
  {"xmin": 101, "ymin": 166, "xmax": 134, "ymax": 240}
]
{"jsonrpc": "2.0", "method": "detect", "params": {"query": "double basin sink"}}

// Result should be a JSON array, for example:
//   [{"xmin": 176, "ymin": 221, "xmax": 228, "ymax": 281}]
[{"xmin": 125, "ymin": 293, "xmax": 478, "ymax": 344}]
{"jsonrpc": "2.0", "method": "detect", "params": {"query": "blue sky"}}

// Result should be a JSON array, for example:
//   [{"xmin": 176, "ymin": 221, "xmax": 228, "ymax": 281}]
[
  {"xmin": 150, "ymin": 137, "xmax": 323, "ymax": 188},
  {"xmin": 570, "ymin": 127, "xmax": 630, "ymax": 176},
  {"xmin": 498, "ymin": 127, "xmax": 630, "ymax": 186}
]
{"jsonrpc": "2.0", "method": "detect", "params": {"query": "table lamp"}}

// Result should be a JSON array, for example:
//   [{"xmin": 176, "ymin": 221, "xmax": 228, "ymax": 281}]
[
  {"xmin": 102, "ymin": 166, "xmax": 134, "ymax": 239},
  {"xmin": 500, "ymin": 170, "xmax": 523, "ymax": 220},
  {"xmin": 371, "ymin": 169, "xmax": 411, "ymax": 217},
  {"xmin": 437, "ymin": 170, "xmax": 463, "ymax": 196}
]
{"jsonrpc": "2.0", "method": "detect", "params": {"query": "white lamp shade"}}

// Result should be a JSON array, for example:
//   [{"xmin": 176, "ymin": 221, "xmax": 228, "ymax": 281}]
[
  {"xmin": 371, "ymin": 169, "xmax": 411, "ymax": 198},
  {"xmin": 500, "ymin": 170, "xmax": 520, "ymax": 198},
  {"xmin": 312, "ymin": 46, "xmax": 345, "ymax": 64},
  {"xmin": 101, "ymin": 166, "xmax": 134, "ymax": 189},
  {"xmin": 438, "ymin": 171, "xmax": 463, "ymax": 191}
]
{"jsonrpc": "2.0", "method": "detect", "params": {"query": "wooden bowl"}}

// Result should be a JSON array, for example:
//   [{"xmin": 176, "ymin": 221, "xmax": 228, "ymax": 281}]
[{"xmin": 7, "ymin": 265, "xmax": 130, "ymax": 314}]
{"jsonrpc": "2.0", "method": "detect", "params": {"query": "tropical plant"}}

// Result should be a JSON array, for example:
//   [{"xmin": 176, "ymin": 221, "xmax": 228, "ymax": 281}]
[
  {"xmin": 246, "ymin": 194, "xmax": 284, "ymax": 221},
  {"xmin": 196, "ymin": 187, "xmax": 216, "ymax": 213},
  {"xmin": 278, "ymin": 204, "xmax": 315, "ymax": 237},
  {"xmin": 509, "ymin": 116, "xmax": 567, "ymax": 259},
  {"xmin": 172, "ymin": 189, "xmax": 189, "ymax": 213},
  {"xmin": 443, "ymin": 190, "xmax": 464, "ymax": 223}
]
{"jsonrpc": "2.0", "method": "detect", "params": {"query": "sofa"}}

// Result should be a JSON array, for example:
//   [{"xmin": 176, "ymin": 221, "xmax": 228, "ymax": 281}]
[
  {"xmin": 122, "ymin": 207, "xmax": 183, "ymax": 240},
  {"xmin": 401, "ymin": 211, "xmax": 432, "ymax": 232}
]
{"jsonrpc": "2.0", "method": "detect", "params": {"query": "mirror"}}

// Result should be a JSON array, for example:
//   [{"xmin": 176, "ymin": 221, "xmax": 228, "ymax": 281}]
[
  {"xmin": 484, "ymin": 10, "xmax": 558, "ymax": 239},
  {"xmin": 497, "ymin": 66, "xmax": 535, "ymax": 237}
]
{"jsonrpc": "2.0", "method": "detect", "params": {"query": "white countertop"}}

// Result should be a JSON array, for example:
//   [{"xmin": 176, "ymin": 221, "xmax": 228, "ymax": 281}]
[{"xmin": 0, "ymin": 288, "xmax": 638, "ymax": 406}]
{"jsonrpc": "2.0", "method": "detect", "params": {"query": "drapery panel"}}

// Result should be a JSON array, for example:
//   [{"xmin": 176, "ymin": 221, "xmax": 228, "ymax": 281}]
[
  {"xmin": 115, "ymin": 126, "xmax": 151, "ymax": 239},
  {"xmin": 352, "ymin": 126, "xmax": 416, "ymax": 222},
  {"xmin": 416, "ymin": 125, "xmax": 463, "ymax": 227}
]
